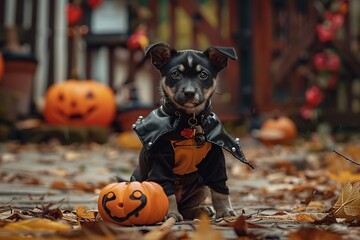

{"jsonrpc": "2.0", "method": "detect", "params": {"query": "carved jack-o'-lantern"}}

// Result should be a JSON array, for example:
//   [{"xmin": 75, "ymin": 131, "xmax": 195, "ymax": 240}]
[
  {"xmin": 98, "ymin": 181, "xmax": 169, "ymax": 226},
  {"xmin": 44, "ymin": 80, "xmax": 116, "ymax": 126}
]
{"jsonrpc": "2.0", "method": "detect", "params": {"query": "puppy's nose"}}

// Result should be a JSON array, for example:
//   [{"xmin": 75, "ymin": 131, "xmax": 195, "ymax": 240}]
[{"xmin": 184, "ymin": 90, "xmax": 195, "ymax": 99}]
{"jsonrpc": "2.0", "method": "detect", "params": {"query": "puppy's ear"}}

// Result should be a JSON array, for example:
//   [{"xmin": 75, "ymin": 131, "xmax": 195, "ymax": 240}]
[
  {"xmin": 203, "ymin": 46, "xmax": 238, "ymax": 71},
  {"xmin": 144, "ymin": 42, "xmax": 176, "ymax": 69}
]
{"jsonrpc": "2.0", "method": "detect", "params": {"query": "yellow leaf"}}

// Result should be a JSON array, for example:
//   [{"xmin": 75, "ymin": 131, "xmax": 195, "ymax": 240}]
[
  {"xmin": 295, "ymin": 213, "xmax": 315, "ymax": 223},
  {"xmin": 1, "ymin": 218, "xmax": 72, "ymax": 232},
  {"xmin": 191, "ymin": 214, "xmax": 223, "ymax": 240},
  {"xmin": 327, "ymin": 171, "xmax": 360, "ymax": 184},
  {"xmin": 76, "ymin": 205, "xmax": 95, "ymax": 220}
]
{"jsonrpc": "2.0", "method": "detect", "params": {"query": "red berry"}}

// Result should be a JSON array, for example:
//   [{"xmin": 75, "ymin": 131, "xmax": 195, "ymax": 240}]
[{"xmin": 306, "ymin": 86, "xmax": 324, "ymax": 107}]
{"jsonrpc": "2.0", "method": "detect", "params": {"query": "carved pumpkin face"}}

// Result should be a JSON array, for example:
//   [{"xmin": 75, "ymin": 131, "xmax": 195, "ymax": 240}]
[
  {"xmin": 44, "ymin": 80, "xmax": 116, "ymax": 126},
  {"xmin": 98, "ymin": 181, "xmax": 169, "ymax": 226}
]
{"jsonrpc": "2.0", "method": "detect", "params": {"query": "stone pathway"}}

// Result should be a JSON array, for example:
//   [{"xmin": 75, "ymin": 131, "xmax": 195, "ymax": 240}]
[
  {"xmin": 1, "ymin": 137, "xmax": 358, "ymax": 239},
  {"xmin": 0, "ymin": 140, "xmax": 272, "ymax": 239}
]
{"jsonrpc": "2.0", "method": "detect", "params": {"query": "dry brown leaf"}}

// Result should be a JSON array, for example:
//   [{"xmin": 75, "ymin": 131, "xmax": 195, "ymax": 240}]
[
  {"xmin": 72, "ymin": 181, "xmax": 96, "ymax": 193},
  {"xmin": 234, "ymin": 216, "xmax": 248, "ymax": 236},
  {"xmin": 191, "ymin": 214, "xmax": 223, "ymax": 240},
  {"xmin": 333, "ymin": 181, "xmax": 360, "ymax": 219},
  {"xmin": 307, "ymin": 213, "xmax": 332, "ymax": 222},
  {"xmin": 295, "ymin": 213, "xmax": 315, "ymax": 223},
  {"xmin": 306, "ymin": 201, "xmax": 327, "ymax": 212},
  {"xmin": 144, "ymin": 217, "xmax": 175, "ymax": 240},
  {"xmin": 80, "ymin": 221, "xmax": 144, "ymax": 240},
  {"xmin": 50, "ymin": 180, "xmax": 68, "ymax": 189},
  {"xmin": 24, "ymin": 178, "xmax": 41, "ymax": 185},
  {"xmin": 255, "ymin": 212, "xmax": 329, "ymax": 223}
]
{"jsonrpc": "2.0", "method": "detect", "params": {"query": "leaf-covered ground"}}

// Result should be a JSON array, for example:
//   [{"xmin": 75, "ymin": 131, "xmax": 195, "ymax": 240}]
[{"xmin": 1, "ymin": 132, "xmax": 360, "ymax": 239}]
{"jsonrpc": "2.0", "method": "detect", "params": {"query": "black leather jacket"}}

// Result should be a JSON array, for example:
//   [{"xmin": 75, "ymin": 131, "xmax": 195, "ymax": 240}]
[{"xmin": 132, "ymin": 99, "xmax": 254, "ymax": 169}]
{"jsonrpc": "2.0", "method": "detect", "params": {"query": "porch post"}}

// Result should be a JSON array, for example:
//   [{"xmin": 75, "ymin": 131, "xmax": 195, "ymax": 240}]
[{"xmin": 252, "ymin": 0, "xmax": 273, "ymax": 112}]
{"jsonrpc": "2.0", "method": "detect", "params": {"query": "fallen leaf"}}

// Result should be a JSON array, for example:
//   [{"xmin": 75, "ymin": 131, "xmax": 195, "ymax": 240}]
[
  {"xmin": 144, "ymin": 217, "xmax": 175, "ymax": 240},
  {"xmin": 76, "ymin": 205, "xmax": 96, "ymax": 220},
  {"xmin": 254, "ymin": 212, "xmax": 329, "ymax": 223},
  {"xmin": 24, "ymin": 178, "xmax": 41, "ymax": 185},
  {"xmin": 80, "ymin": 221, "xmax": 144, "ymax": 239},
  {"xmin": 0, "ymin": 218, "xmax": 72, "ymax": 232},
  {"xmin": 35, "ymin": 201, "xmax": 64, "ymax": 220},
  {"xmin": 306, "ymin": 201, "xmax": 327, "ymax": 212},
  {"xmin": 333, "ymin": 181, "xmax": 360, "ymax": 220},
  {"xmin": 328, "ymin": 171, "xmax": 360, "ymax": 184},
  {"xmin": 191, "ymin": 214, "xmax": 223, "ymax": 240},
  {"xmin": 234, "ymin": 216, "xmax": 248, "ymax": 236},
  {"xmin": 50, "ymin": 180, "xmax": 68, "ymax": 189},
  {"xmin": 72, "ymin": 181, "xmax": 96, "ymax": 193},
  {"xmin": 293, "ymin": 200, "xmax": 325, "ymax": 213},
  {"xmin": 295, "ymin": 213, "xmax": 315, "ymax": 223}
]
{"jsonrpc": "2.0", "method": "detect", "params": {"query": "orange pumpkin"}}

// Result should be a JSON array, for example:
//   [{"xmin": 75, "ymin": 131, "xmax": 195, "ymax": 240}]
[
  {"xmin": 44, "ymin": 80, "xmax": 116, "ymax": 126},
  {"xmin": 0, "ymin": 52, "xmax": 4, "ymax": 81},
  {"xmin": 258, "ymin": 116, "xmax": 297, "ymax": 146},
  {"xmin": 98, "ymin": 180, "xmax": 169, "ymax": 226}
]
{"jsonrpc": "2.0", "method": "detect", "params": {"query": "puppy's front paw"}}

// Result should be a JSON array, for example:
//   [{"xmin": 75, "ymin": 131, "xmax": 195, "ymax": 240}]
[
  {"xmin": 215, "ymin": 209, "xmax": 237, "ymax": 219},
  {"xmin": 210, "ymin": 189, "xmax": 237, "ymax": 219},
  {"xmin": 165, "ymin": 211, "xmax": 184, "ymax": 222},
  {"xmin": 166, "ymin": 194, "xmax": 183, "ymax": 222}
]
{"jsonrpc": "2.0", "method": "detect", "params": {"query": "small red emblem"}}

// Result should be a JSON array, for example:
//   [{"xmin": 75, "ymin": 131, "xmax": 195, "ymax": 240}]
[{"xmin": 180, "ymin": 128, "xmax": 195, "ymax": 139}]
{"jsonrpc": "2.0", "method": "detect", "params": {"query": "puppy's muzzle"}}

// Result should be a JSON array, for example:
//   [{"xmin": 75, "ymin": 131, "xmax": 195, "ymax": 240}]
[{"xmin": 184, "ymin": 89, "xmax": 196, "ymax": 100}]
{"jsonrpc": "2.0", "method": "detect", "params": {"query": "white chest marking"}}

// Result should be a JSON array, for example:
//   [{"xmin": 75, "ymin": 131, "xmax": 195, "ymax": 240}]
[{"xmin": 187, "ymin": 55, "xmax": 193, "ymax": 67}]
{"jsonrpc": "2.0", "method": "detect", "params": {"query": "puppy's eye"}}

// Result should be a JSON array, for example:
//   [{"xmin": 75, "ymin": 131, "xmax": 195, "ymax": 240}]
[
  {"xmin": 171, "ymin": 70, "xmax": 181, "ymax": 79},
  {"xmin": 199, "ymin": 71, "xmax": 208, "ymax": 80}
]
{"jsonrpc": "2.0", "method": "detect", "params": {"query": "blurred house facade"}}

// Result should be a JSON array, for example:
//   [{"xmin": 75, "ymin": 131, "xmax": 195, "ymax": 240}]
[{"xmin": 0, "ymin": 0, "xmax": 360, "ymax": 129}]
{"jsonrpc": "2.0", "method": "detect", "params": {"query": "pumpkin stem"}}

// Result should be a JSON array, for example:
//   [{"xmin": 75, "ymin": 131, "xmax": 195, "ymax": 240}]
[{"xmin": 130, "ymin": 176, "xmax": 137, "ymax": 182}]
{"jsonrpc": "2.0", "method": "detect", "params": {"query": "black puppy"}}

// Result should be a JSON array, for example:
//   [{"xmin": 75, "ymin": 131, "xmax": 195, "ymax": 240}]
[{"xmin": 132, "ymin": 42, "xmax": 253, "ymax": 221}]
